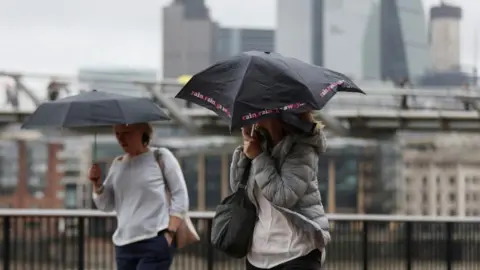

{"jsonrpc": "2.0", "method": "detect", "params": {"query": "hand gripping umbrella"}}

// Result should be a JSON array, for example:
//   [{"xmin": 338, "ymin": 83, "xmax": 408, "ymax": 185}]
[
  {"xmin": 175, "ymin": 51, "xmax": 365, "ymax": 131},
  {"xmin": 22, "ymin": 90, "xmax": 170, "ymax": 159}
]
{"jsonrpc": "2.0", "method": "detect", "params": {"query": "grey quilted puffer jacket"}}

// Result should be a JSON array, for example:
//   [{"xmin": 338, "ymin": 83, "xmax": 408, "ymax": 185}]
[{"xmin": 229, "ymin": 127, "xmax": 331, "ymax": 251}]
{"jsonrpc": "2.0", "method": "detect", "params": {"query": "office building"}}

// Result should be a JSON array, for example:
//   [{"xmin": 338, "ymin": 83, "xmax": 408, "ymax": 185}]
[
  {"xmin": 429, "ymin": 3, "xmax": 462, "ymax": 71},
  {"xmin": 363, "ymin": 0, "xmax": 430, "ymax": 81},
  {"xmin": 276, "ymin": 0, "xmax": 324, "ymax": 66},
  {"xmin": 0, "ymin": 140, "xmax": 64, "ymax": 209},
  {"xmin": 214, "ymin": 27, "xmax": 275, "ymax": 62},
  {"xmin": 402, "ymin": 134, "xmax": 480, "ymax": 216},
  {"xmin": 323, "ymin": 0, "xmax": 377, "ymax": 80},
  {"xmin": 162, "ymin": 0, "xmax": 216, "ymax": 78},
  {"xmin": 276, "ymin": 0, "xmax": 429, "ymax": 81},
  {"xmin": 318, "ymin": 138, "xmax": 402, "ymax": 214},
  {"xmin": 56, "ymin": 138, "xmax": 93, "ymax": 209},
  {"xmin": 78, "ymin": 68, "xmax": 156, "ymax": 97}
]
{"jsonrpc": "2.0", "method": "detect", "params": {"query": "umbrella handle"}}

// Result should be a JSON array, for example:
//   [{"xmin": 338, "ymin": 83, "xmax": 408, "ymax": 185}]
[{"xmin": 93, "ymin": 133, "xmax": 97, "ymax": 162}]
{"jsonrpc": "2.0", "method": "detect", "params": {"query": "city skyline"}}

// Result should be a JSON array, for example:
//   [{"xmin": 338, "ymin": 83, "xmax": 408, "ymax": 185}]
[{"xmin": 0, "ymin": 0, "xmax": 478, "ymax": 76}]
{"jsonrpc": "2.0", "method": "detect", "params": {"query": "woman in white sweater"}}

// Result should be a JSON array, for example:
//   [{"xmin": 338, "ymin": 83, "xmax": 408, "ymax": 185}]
[{"xmin": 88, "ymin": 123, "xmax": 189, "ymax": 270}]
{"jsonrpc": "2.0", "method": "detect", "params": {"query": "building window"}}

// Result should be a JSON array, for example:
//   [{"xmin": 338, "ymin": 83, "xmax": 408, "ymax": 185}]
[
  {"xmin": 449, "ymin": 177, "xmax": 456, "ymax": 185},
  {"xmin": 449, "ymin": 193, "xmax": 456, "ymax": 202},
  {"xmin": 180, "ymin": 155, "xmax": 198, "ymax": 210},
  {"xmin": 205, "ymin": 155, "xmax": 222, "ymax": 210},
  {"xmin": 405, "ymin": 177, "xmax": 411, "ymax": 184},
  {"xmin": 422, "ymin": 177, "xmax": 428, "ymax": 186},
  {"xmin": 64, "ymin": 183, "xmax": 77, "ymax": 209},
  {"xmin": 0, "ymin": 141, "xmax": 19, "ymax": 195},
  {"xmin": 449, "ymin": 209, "xmax": 457, "ymax": 216},
  {"xmin": 26, "ymin": 141, "xmax": 48, "ymax": 194}
]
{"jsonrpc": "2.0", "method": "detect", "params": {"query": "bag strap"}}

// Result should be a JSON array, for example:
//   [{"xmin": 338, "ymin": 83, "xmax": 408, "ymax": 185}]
[
  {"xmin": 154, "ymin": 148, "xmax": 170, "ymax": 193},
  {"xmin": 237, "ymin": 162, "xmax": 252, "ymax": 190}
]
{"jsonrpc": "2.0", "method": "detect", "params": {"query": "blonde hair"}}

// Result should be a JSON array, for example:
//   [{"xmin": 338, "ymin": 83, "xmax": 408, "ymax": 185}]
[
  {"xmin": 115, "ymin": 123, "xmax": 154, "ymax": 145},
  {"xmin": 281, "ymin": 111, "xmax": 323, "ymax": 135},
  {"xmin": 299, "ymin": 111, "xmax": 324, "ymax": 129}
]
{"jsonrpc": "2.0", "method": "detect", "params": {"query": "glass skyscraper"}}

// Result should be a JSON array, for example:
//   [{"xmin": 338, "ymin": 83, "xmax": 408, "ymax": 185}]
[
  {"xmin": 277, "ymin": 0, "xmax": 429, "ymax": 81},
  {"xmin": 363, "ymin": 0, "xmax": 430, "ymax": 81}
]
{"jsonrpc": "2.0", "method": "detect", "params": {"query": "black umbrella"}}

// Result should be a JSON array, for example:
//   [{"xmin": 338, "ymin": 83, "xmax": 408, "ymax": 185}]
[
  {"xmin": 175, "ymin": 51, "xmax": 365, "ymax": 130},
  {"xmin": 22, "ymin": 90, "xmax": 170, "ymax": 160},
  {"xmin": 22, "ymin": 90, "xmax": 169, "ymax": 129}
]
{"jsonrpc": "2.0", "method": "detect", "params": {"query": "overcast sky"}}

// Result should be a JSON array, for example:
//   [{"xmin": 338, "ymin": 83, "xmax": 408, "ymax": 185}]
[{"xmin": 0, "ymin": 0, "xmax": 478, "ymax": 76}]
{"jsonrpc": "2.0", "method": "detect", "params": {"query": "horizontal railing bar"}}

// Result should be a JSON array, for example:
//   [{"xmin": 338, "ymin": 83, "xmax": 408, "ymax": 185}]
[{"xmin": 1, "ymin": 209, "xmax": 480, "ymax": 223}]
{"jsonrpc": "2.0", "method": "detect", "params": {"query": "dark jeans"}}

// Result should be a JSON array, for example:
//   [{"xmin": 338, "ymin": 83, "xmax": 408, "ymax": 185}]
[
  {"xmin": 115, "ymin": 232, "xmax": 175, "ymax": 270},
  {"xmin": 246, "ymin": 250, "xmax": 322, "ymax": 270}
]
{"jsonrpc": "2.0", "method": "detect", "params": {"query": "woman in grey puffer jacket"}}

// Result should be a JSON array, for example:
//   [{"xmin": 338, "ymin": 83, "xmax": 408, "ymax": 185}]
[{"xmin": 230, "ymin": 112, "xmax": 330, "ymax": 270}]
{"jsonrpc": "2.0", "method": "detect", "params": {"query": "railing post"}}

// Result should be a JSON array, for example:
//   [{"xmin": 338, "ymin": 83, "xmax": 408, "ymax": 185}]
[
  {"xmin": 446, "ymin": 222, "xmax": 453, "ymax": 270},
  {"xmin": 77, "ymin": 217, "xmax": 85, "ymax": 270},
  {"xmin": 2, "ymin": 216, "xmax": 10, "ymax": 270},
  {"xmin": 206, "ymin": 219, "xmax": 214, "ymax": 270},
  {"xmin": 405, "ymin": 222, "xmax": 412, "ymax": 270},
  {"xmin": 362, "ymin": 221, "xmax": 369, "ymax": 270}
]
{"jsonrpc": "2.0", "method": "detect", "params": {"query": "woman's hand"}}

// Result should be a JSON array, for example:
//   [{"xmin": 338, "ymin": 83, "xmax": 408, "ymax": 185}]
[
  {"xmin": 242, "ymin": 126, "xmax": 261, "ymax": 159},
  {"xmin": 88, "ymin": 164, "xmax": 102, "ymax": 188},
  {"xmin": 164, "ymin": 231, "xmax": 173, "ymax": 246}
]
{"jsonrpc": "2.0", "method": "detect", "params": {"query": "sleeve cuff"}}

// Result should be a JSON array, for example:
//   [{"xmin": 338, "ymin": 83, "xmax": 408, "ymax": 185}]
[
  {"xmin": 234, "ymin": 146, "xmax": 251, "ymax": 168},
  {"xmin": 169, "ymin": 212, "xmax": 186, "ymax": 219}
]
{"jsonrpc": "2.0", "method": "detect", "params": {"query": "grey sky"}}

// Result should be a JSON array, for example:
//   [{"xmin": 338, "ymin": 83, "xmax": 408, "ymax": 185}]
[{"xmin": 0, "ymin": 0, "xmax": 478, "ymax": 76}]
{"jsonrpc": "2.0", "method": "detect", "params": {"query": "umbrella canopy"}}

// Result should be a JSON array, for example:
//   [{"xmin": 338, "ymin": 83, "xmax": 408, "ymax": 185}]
[
  {"xmin": 22, "ymin": 90, "xmax": 170, "ymax": 129},
  {"xmin": 175, "ymin": 51, "xmax": 365, "ymax": 130}
]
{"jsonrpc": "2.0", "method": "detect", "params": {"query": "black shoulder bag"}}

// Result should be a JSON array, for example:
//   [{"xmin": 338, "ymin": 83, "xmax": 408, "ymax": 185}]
[{"xmin": 210, "ymin": 162, "xmax": 257, "ymax": 258}]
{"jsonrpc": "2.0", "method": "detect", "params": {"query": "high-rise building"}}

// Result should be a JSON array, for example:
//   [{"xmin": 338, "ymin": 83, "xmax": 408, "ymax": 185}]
[
  {"xmin": 323, "ymin": 0, "xmax": 376, "ymax": 80},
  {"xmin": 429, "ymin": 3, "xmax": 462, "ymax": 71},
  {"xmin": 276, "ymin": 0, "xmax": 324, "ymax": 66},
  {"xmin": 162, "ymin": 0, "xmax": 216, "ymax": 78},
  {"xmin": 363, "ymin": 0, "xmax": 430, "ymax": 81},
  {"xmin": 78, "ymin": 68, "xmax": 156, "ymax": 97},
  {"xmin": 214, "ymin": 27, "xmax": 275, "ymax": 62},
  {"xmin": 276, "ymin": 0, "xmax": 429, "ymax": 82},
  {"xmin": 163, "ymin": 1, "xmax": 275, "ymax": 77}
]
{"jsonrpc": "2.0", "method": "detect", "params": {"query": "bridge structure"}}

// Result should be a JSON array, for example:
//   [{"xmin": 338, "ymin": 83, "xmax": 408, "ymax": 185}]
[{"xmin": 1, "ymin": 70, "xmax": 480, "ymax": 138}]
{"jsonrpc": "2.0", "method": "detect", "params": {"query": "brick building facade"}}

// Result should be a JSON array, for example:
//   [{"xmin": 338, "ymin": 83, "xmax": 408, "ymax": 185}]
[{"xmin": 0, "ymin": 141, "xmax": 64, "ymax": 209}]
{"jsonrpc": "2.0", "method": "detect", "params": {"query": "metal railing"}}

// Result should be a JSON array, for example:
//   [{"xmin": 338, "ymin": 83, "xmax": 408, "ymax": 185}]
[{"xmin": 1, "ymin": 210, "xmax": 480, "ymax": 270}]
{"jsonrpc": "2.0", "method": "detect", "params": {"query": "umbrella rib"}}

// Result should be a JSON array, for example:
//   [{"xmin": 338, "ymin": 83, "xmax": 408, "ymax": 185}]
[
  {"xmin": 231, "ymin": 57, "xmax": 254, "ymax": 121},
  {"xmin": 60, "ymin": 104, "xmax": 73, "ymax": 128},
  {"xmin": 115, "ymin": 100, "xmax": 128, "ymax": 124}
]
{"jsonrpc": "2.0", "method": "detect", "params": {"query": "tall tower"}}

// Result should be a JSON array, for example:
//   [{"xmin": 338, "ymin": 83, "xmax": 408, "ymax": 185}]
[
  {"xmin": 363, "ymin": 0, "xmax": 429, "ymax": 81},
  {"xmin": 162, "ymin": 0, "xmax": 215, "ymax": 78},
  {"xmin": 275, "ymin": 0, "xmax": 324, "ymax": 66},
  {"xmin": 429, "ymin": 2, "xmax": 462, "ymax": 71}
]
